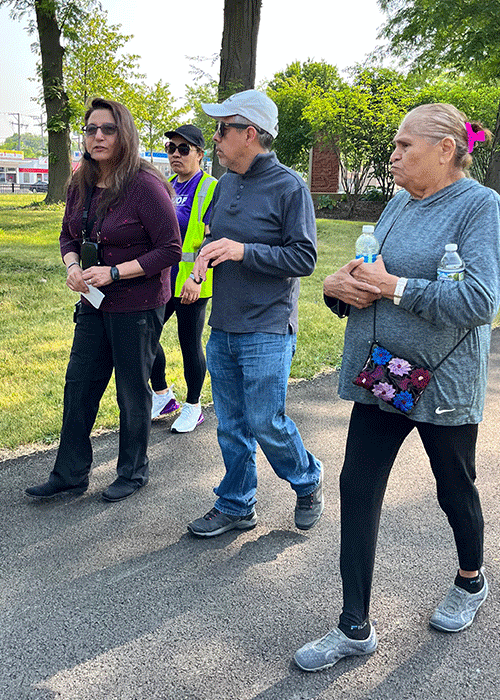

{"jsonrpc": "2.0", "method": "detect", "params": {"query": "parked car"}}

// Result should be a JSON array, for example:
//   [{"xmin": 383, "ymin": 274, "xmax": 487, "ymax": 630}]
[{"xmin": 30, "ymin": 181, "xmax": 48, "ymax": 192}]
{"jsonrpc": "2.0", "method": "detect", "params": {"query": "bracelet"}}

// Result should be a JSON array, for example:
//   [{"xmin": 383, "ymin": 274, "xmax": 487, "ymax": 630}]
[
  {"xmin": 189, "ymin": 272, "xmax": 202, "ymax": 285},
  {"xmin": 393, "ymin": 277, "xmax": 408, "ymax": 306},
  {"xmin": 66, "ymin": 261, "xmax": 80, "ymax": 272},
  {"xmin": 110, "ymin": 266, "xmax": 120, "ymax": 281}
]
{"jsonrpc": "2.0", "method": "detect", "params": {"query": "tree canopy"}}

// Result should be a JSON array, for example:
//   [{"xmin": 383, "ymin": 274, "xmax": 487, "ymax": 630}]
[
  {"xmin": 377, "ymin": 0, "xmax": 500, "ymax": 191},
  {"xmin": 0, "ymin": 0, "xmax": 93, "ymax": 202},
  {"xmin": 267, "ymin": 60, "xmax": 344, "ymax": 173},
  {"xmin": 0, "ymin": 132, "xmax": 45, "ymax": 157},
  {"xmin": 64, "ymin": 9, "xmax": 145, "ymax": 132},
  {"xmin": 378, "ymin": 0, "xmax": 500, "ymax": 80}
]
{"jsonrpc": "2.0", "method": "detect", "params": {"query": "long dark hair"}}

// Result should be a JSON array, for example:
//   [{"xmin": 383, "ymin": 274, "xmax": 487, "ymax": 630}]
[{"xmin": 72, "ymin": 97, "xmax": 172, "ymax": 214}]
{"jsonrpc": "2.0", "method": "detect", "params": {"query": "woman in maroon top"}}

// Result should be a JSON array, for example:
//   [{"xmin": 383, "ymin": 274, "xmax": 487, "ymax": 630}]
[{"xmin": 25, "ymin": 98, "xmax": 182, "ymax": 503}]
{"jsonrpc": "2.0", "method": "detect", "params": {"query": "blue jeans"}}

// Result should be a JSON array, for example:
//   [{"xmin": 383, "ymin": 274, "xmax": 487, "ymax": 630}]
[{"xmin": 206, "ymin": 329, "xmax": 322, "ymax": 516}]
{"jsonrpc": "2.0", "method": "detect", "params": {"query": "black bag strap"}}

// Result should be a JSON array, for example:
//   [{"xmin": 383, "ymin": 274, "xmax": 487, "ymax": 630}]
[
  {"xmin": 81, "ymin": 186, "xmax": 107, "ymax": 243},
  {"xmin": 371, "ymin": 195, "xmax": 471, "ymax": 372}
]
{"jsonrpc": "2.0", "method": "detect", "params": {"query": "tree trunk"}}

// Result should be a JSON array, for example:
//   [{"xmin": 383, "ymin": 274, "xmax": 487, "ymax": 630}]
[
  {"xmin": 484, "ymin": 97, "xmax": 500, "ymax": 194},
  {"xmin": 35, "ymin": 0, "xmax": 72, "ymax": 204},
  {"xmin": 212, "ymin": 0, "xmax": 262, "ymax": 179}
]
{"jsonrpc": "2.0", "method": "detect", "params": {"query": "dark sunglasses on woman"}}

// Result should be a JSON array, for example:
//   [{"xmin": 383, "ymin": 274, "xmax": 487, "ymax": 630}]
[
  {"xmin": 82, "ymin": 124, "xmax": 119, "ymax": 136},
  {"xmin": 166, "ymin": 142, "xmax": 194, "ymax": 156}
]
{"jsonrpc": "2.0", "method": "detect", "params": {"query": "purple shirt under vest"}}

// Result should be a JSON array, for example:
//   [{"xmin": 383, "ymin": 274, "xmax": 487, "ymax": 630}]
[
  {"xmin": 60, "ymin": 169, "xmax": 182, "ymax": 313},
  {"xmin": 170, "ymin": 170, "xmax": 212, "ymax": 294}
]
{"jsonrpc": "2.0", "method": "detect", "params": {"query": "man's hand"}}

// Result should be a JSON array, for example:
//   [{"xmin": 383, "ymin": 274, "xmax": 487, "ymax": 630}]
[
  {"xmin": 198, "ymin": 238, "xmax": 244, "ymax": 267},
  {"xmin": 324, "ymin": 258, "xmax": 382, "ymax": 309},
  {"xmin": 180, "ymin": 277, "xmax": 201, "ymax": 304}
]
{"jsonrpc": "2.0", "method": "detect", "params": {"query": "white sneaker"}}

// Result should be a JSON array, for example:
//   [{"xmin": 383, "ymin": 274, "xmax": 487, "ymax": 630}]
[
  {"xmin": 171, "ymin": 402, "xmax": 204, "ymax": 433},
  {"xmin": 151, "ymin": 387, "xmax": 179, "ymax": 419}
]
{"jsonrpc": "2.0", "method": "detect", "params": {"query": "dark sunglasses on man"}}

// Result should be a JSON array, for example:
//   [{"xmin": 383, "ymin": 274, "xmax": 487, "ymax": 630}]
[
  {"xmin": 166, "ymin": 142, "xmax": 195, "ymax": 156},
  {"xmin": 82, "ymin": 123, "xmax": 119, "ymax": 136},
  {"xmin": 215, "ymin": 121, "xmax": 265, "ymax": 139}
]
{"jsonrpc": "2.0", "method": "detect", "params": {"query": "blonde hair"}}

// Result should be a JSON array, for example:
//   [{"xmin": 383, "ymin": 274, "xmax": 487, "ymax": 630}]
[{"xmin": 402, "ymin": 103, "xmax": 492, "ymax": 172}]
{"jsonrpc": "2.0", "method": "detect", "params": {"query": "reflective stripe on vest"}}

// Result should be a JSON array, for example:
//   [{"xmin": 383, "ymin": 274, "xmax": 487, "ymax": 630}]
[{"xmin": 169, "ymin": 171, "xmax": 217, "ymax": 298}]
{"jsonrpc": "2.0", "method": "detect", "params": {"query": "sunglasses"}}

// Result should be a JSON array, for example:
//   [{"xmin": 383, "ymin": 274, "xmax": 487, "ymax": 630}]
[
  {"xmin": 82, "ymin": 123, "xmax": 118, "ymax": 136},
  {"xmin": 215, "ymin": 121, "xmax": 250, "ymax": 139},
  {"xmin": 166, "ymin": 142, "xmax": 194, "ymax": 156}
]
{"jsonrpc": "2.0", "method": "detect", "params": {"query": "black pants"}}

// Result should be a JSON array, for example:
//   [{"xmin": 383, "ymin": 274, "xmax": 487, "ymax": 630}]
[
  {"xmin": 339, "ymin": 402, "xmax": 483, "ymax": 630},
  {"xmin": 150, "ymin": 296, "xmax": 208, "ymax": 405},
  {"xmin": 49, "ymin": 303, "xmax": 164, "ymax": 489}
]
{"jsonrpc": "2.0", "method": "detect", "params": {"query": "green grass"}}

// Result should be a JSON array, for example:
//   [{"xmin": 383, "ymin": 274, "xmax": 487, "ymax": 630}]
[{"xmin": 0, "ymin": 194, "xmax": 370, "ymax": 451}]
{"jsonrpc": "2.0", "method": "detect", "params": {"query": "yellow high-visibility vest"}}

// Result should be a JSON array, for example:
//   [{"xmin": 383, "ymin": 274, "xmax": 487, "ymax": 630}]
[{"xmin": 169, "ymin": 171, "xmax": 217, "ymax": 298}]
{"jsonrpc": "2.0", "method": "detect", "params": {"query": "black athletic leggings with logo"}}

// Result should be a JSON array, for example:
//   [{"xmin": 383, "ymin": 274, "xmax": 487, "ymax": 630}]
[
  {"xmin": 150, "ymin": 296, "xmax": 209, "ymax": 405},
  {"xmin": 339, "ymin": 402, "xmax": 483, "ymax": 631}
]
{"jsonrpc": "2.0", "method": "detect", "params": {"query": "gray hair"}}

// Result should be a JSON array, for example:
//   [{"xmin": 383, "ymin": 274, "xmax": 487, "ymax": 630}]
[
  {"xmin": 234, "ymin": 116, "xmax": 274, "ymax": 151},
  {"xmin": 402, "ymin": 103, "xmax": 491, "ymax": 172}
]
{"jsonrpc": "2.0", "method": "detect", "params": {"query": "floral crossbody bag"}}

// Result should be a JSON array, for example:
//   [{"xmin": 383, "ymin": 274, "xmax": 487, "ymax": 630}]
[{"xmin": 352, "ymin": 203, "xmax": 470, "ymax": 415}]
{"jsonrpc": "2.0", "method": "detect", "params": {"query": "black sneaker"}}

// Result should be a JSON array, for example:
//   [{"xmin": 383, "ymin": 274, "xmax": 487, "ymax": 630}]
[
  {"xmin": 295, "ymin": 470, "xmax": 324, "ymax": 530},
  {"xmin": 187, "ymin": 507, "xmax": 258, "ymax": 537}
]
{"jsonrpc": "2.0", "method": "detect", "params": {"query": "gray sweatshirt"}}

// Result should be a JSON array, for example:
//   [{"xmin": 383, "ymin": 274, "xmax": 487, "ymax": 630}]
[
  {"xmin": 206, "ymin": 152, "xmax": 317, "ymax": 334},
  {"xmin": 338, "ymin": 178, "xmax": 500, "ymax": 424}
]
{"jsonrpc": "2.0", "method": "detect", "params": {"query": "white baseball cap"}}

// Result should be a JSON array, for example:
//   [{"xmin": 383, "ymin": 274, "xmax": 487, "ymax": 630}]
[{"xmin": 202, "ymin": 89, "xmax": 279, "ymax": 138}]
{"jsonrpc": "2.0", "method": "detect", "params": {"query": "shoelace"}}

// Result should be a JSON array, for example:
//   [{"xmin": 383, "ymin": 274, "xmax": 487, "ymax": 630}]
[
  {"xmin": 203, "ymin": 507, "xmax": 220, "ymax": 521},
  {"xmin": 296, "ymin": 493, "xmax": 314, "ymax": 509}
]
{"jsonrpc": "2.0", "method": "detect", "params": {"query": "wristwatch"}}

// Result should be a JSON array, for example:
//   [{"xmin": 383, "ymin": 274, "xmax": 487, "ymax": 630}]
[
  {"xmin": 110, "ymin": 266, "xmax": 120, "ymax": 281},
  {"xmin": 189, "ymin": 272, "xmax": 202, "ymax": 284},
  {"xmin": 393, "ymin": 277, "xmax": 407, "ymax": 306}
]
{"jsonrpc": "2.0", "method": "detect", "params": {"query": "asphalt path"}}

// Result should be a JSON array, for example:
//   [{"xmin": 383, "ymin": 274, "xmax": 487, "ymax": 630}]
[{"xmin": 1, "ymin": 329, "xmax": 499, "ymax": 700}]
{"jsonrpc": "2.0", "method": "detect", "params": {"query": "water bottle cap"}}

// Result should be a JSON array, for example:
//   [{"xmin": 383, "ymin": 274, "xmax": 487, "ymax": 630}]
[
  {"xmin": 362, "ymin": 225, "xmax": 375, "ymax": 233},
  {"xmin": 445, "ymin": 243, "xmax": 458, "ymax": 251}
]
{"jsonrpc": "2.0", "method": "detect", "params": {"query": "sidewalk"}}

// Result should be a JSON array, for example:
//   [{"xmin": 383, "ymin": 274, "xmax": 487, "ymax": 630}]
[{"xmin": 1, "ymin": 329, "xmax": 499, "ymax": 700}]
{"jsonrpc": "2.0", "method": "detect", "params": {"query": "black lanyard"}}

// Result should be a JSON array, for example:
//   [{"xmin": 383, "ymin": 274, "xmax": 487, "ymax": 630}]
[{"xmin": 81, "ymin": 186, "xmax": 106, "ymax": 243}]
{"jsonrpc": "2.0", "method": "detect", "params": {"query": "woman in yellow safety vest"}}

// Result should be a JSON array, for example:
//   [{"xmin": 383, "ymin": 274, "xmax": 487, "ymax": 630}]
[{"xmin": 151, "ymin": 124, "xmax": 216, "ymax": 433}]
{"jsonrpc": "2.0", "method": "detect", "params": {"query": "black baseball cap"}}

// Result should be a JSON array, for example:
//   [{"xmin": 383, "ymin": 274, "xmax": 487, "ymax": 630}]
[{"xmin": 164, "ymin": 124, "xmax": 205, "ymax": 149}]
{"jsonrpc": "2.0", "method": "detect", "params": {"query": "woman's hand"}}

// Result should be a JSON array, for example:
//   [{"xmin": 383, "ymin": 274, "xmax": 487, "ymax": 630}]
[
  {"xmin": 324, "ymin": 258, "xmax": 382, "ymax": 309},
  {"xmin": 66, "ymin": 264, "xmax": 89, "ymax": 293},
  {"xmin": 82, "ymin": 266, "xmax": 113, "ymax": 288},
  {"xmin": 180, "ymin": 277, "xmax": 201, "ymax": 305},
  {"xmin": 351, "ymin": 256, "xmax": 399, "ymax": 299}
]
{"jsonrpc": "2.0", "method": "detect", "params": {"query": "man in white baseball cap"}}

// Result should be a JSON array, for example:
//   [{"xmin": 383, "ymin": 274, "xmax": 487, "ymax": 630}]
[
  {"xmin": 201, "ymin": 88, "xmax": 279, "ymax": 138},
  {"xmin": 186, "ymin": 89, "xmax": 324, "ymax": 538}
]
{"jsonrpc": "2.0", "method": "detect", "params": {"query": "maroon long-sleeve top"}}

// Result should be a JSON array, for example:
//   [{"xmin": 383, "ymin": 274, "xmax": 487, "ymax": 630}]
[{"xmin": 59, "ymin": 169, "xmax": 182, "ymax": 312}]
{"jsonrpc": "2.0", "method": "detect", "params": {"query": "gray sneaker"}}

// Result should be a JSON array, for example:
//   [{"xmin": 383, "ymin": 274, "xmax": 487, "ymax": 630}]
[
  {"xmin": 187, "ymin": 507, "xmax": 257, "ymax": 538},
  {"xmin": 294, "ymin": 625, "xmax": 378, "ymax": 672},
  {"xmin": 295, "ymin": 469, "xmax": 324, "ymax": 530},
  {"xmin": 429, "ymin": 574, "xmax": 488, "ymax": 632}
]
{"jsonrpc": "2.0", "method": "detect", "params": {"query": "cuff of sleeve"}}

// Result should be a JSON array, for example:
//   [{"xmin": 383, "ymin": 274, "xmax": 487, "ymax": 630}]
[{"xmin": 393, "ymin": 277, "xmax": 408, "ymax": 306}]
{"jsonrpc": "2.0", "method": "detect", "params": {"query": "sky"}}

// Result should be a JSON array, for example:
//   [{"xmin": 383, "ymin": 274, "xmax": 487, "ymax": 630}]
[{"xmin": 0, "ymin": 0, "xmax": 387, "ymax": 142}]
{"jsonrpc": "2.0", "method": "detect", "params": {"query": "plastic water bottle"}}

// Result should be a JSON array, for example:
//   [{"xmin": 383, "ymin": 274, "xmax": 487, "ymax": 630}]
[
  {"xmin": 355, "ymin": 225, "xmax": 379, "ymax": 263},
  {"xmin": 437, "ymin": 243, "xmax": 465, "ymax": 281}
]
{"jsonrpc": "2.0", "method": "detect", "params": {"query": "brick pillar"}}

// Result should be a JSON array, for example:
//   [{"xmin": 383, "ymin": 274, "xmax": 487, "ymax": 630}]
[{"xmin": 309, "ymin": 139, "xmax": 339, "ymax": 194}]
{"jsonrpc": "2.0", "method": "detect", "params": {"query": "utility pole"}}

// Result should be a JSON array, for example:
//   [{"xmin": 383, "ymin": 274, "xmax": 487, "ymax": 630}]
[
  {"xmin": 33, "ymin": 115, "xmax": 46, "ymax": 155},
  {"xmin": 9, "ymin": 113, "xmax": 28, "ymax": 150}
]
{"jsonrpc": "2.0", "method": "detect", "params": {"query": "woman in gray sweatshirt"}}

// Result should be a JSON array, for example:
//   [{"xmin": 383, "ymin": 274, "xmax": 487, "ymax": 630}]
[{"xmin": 295, "ymin": 103, "xmax": 500, "ymax": 672}]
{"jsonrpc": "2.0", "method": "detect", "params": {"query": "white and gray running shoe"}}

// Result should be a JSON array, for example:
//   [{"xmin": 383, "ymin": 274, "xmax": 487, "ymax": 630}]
[
  {"xmin": 430, "ymin": 573, "xmax": 488, "ymax": 632},
  {"xmin": 294, "ymin": 625, "xmax": 378, "ymax": 672}
]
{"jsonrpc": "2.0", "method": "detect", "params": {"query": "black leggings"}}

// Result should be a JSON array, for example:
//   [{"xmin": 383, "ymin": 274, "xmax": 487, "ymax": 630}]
[
  {"xmin": 339, "ymin": 402, "xmax": 483, "ymax": 631},
  {"xmin": 150, "ymin": 296, "xmax": 208, "ymax": 405}
]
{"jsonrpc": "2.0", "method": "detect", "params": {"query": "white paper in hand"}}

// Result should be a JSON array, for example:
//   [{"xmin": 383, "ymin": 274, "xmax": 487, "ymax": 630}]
[{"xmin": 81, "ymin": 284, "xmax": 105, "ymax": 309}]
